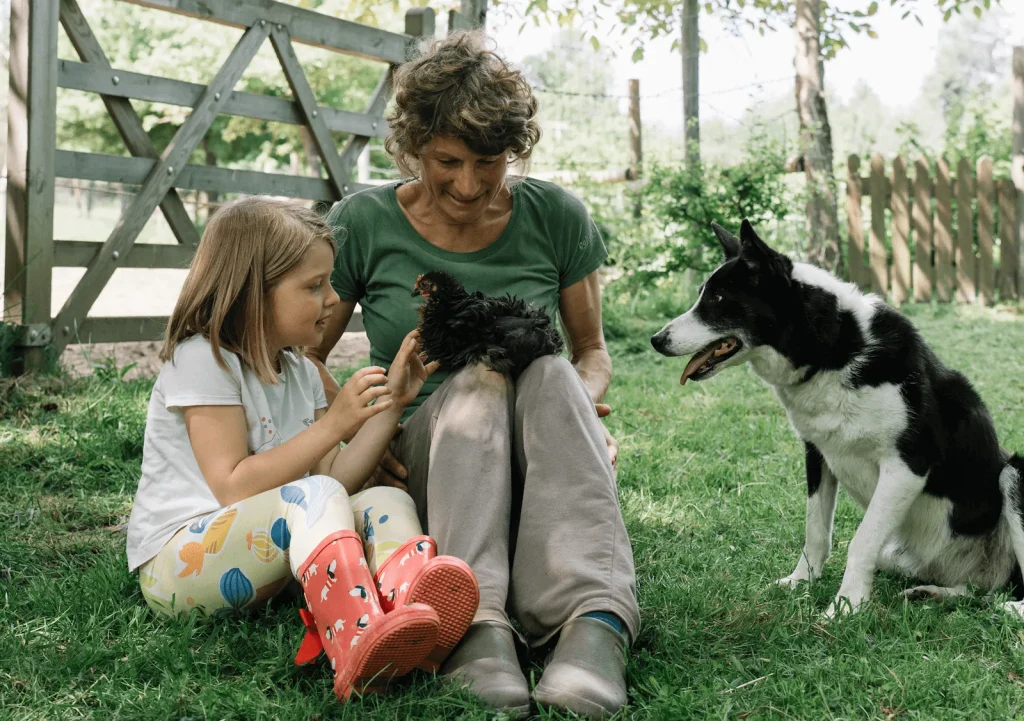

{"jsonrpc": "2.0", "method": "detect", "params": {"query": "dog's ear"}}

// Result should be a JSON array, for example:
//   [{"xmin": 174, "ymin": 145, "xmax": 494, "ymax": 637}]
[
  {"xmin": 711, "ymin": 222, "xmax": 741, "ymax": 260},
  {"xmin": 739, "ymin": 219, "xmax": 775, "ymax": 260}
]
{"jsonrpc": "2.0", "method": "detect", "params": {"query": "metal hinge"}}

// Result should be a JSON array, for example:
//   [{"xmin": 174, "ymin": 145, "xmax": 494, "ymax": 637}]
[{"xmin": 15, "ymin": 323, "xmax": 53, "ymax": 347}]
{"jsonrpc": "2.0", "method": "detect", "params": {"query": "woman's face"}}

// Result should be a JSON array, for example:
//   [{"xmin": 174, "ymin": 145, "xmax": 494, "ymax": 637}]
[{"xmin": 417, "ymin": 136, "xmax": 508, "ymax": 225}]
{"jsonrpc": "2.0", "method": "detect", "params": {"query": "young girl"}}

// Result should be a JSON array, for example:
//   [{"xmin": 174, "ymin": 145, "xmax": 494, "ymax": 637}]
[{"xmin": 126, "ymin": 198, "xmax": 479, "ymax": 702}]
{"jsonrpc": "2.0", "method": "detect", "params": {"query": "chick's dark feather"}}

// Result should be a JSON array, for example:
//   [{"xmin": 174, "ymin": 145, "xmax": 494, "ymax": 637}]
[{"xmin": 414, "ymin": 270, "xmax": 564, "ymax": 377}]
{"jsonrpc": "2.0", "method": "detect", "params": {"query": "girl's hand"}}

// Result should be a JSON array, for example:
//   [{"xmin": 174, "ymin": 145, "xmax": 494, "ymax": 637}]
[
  {"xmin": 325, "ymin": 366, "xmax": 393, "ymax": 441},
  {"xmin": 387, "ymin": 330, "xmax": 440, "ymax": 407}
]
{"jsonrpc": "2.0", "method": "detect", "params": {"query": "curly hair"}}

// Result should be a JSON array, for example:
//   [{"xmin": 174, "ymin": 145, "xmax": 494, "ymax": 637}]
[{"xmin": 385, "ymin": 30, "xmax": 541, "ymax": 177}]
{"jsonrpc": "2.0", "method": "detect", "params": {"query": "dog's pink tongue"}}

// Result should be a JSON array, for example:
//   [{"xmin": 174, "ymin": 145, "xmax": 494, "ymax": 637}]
[{"xmin": 680, "ymin": 346, "xmax": 718, "ymax": 385}]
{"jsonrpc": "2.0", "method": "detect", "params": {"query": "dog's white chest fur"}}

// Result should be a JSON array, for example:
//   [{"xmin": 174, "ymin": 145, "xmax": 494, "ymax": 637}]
[{"xmin": 767, "ymin": 365, "xmax": 908, "ymax": 507}]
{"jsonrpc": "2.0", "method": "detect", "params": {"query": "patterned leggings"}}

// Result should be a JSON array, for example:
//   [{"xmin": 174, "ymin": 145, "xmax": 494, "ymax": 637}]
[{"xmin": 139, "ymin": 476, "xmax": 420, "ymax": 618}]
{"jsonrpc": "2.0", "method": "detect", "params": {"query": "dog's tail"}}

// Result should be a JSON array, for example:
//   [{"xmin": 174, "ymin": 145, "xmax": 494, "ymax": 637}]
[
  {"xmin": 1000, "ymin": 455, "xmax": 1024, "ymax": 601},
  {"xmin": 1000, "ymin": 455, "xmax": 1024, "ymax": 504}
]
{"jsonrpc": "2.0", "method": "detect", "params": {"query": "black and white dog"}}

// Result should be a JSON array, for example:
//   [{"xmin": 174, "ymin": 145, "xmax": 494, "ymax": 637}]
[{"xmin": 651, "ymin": 219, "xmax": 1024, "ymax": 618}]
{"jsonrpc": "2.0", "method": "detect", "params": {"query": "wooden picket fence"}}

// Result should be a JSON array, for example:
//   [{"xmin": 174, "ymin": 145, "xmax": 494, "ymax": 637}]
[{"xmin": 846, "ymin": 154, "xmax": 1020, "ymax": 305}]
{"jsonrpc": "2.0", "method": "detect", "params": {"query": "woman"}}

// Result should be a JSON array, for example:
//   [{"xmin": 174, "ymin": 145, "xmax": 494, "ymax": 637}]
[{"xmin": 310, "ymin": 31, "xmax": 639, "ymax": 719}]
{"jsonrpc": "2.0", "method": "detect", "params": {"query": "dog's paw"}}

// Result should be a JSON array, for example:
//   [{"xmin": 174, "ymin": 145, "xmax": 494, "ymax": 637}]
[
  {"xmin": 1000, "ymin": 601, "xmax": 1024, "ymax": 620},
  {"xmin": 774, "ymin": 574, "xmax": 808, "ymax": 589},
  {"xmin": 823, "ymin": 591, "xmax": 867, "ymax": 619},
  {"xmin": 903, "ymin": 585, "xmax": 967, "ymax": 602}
]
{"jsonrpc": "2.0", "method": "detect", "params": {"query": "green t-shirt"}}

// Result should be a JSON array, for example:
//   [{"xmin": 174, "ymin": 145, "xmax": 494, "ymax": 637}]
[{"xmin": 325, "ymin": 177, "xmax": 607, "ymax": 421}]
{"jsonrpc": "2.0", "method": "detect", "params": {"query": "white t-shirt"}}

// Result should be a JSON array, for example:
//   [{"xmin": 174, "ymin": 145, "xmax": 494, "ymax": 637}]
[{"xmin": 126, "ymin": 335, "xmax": 328, "ymax": 571}]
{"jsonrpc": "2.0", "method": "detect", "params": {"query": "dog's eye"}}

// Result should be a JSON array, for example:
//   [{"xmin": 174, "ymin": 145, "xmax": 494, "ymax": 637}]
[{"xmin": 708, "ymin": 294, "xmax": 723, "ymax": 304}]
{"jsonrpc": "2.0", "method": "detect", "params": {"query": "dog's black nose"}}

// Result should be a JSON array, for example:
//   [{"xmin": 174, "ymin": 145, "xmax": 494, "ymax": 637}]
[{"xmin": 651, "ymin": 332, "xmax": 667, "ymax": 353}]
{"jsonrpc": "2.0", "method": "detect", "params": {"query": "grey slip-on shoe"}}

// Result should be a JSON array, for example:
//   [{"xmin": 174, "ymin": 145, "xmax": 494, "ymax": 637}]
[
  {"xmin": 441, "ymin": 622, "xmax": 531, "ymax": 717},
  {"xmin": 532, "ymin": 616, "xmax": 628, "ymax": 719}
]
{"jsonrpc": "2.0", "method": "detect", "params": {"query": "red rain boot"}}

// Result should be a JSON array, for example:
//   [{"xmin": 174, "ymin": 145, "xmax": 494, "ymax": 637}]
[
  {"xmin": 293, "ymin": 530, "xmax": 440, "ymax": 701},
  {"xmin": 374, "ymin": 535, "xmax": 480, "ymax": 673}
]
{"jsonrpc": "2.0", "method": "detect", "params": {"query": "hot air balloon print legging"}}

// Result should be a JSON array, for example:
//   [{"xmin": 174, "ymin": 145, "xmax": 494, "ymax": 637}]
[{"xmin": 138, "ymin": 476, "xmax": 420, "ymax": 618}]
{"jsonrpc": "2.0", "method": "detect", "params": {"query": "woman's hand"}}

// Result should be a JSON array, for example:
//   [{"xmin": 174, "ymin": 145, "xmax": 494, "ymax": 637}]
[
  {"xmin": 361, "ymin": 426, "xmax": 410, "ymax": 491},
  {"xmin": 387, "ymin": 330, "xmax": 441, "ymax": 407},
  {"xmin": 324, "ymin": 366, "xmax": 393, "ymax": 441},
  {"xmin": 596, "ymin": 403, "xmax": 619, "ymax": 473}
]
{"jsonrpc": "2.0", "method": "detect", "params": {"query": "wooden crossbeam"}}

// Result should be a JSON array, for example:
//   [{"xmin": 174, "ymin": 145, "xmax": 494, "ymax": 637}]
[
  {"xmin": 122, "ymin": 0, "xmax": 410, "ymax": 64},
  {"xmin": 54, "ymin": 240, "xmax": 194, "ymax": 269},
  {"xmin": 53, "ymin": 150, "xmax": 379, "ymax": 201},
  {"xmin": 337, "ymin": 69, "xmax": 392, "ymax": 187},
  {"xmin": 52, "ymin": 22, "xmax": 269, "ymax": 342},
  {"xmin": 57, "ymin": 60, "xmax": 390, "ymax": 139},
  {"xmin": 270, "ymin": 26, "xmax": 348, "ymax": 199},
  {"xmin": 59, "ymin": 0, "xmax": 200, "ymax": 248}
]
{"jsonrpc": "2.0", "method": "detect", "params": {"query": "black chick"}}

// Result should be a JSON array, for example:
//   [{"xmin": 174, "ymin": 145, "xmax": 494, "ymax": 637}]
[{"xmin": 412, "ymin": 270, "xmax": 564, "ymax": 378}]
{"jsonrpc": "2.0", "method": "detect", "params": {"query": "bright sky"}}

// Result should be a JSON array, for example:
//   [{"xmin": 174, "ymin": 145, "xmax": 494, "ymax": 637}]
[{"xmin": 487, "ymin": 2, "xmax": 1024, "ymax": 133}]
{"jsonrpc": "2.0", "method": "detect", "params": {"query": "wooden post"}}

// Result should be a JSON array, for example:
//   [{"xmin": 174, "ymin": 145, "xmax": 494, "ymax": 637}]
[
  {"xmin": 934, "ymin": 157, "xmax": 954, "ymax": 302},
  {"xmin": 449, "ymin": 0, "xmax": 486, "ymax": 32},
  {"xmin": 405, "ymin": 7, "xmax": 435, "ymax": 40},
  {"xmin": 845, "ymin": 155, "xmax": 864, "ymax": 288},
  {"xmin": 4, "ymin": 0, "xmax": 59, "ymax": 373},
  {"xmin": 891, "ymin": 155, "xmax": 911, "ymax": 305},
  {"xmin": 1000, "ymin": 179, "xmax": 1019, "ymax": 301},
  {"xmin": 681, "ymin": 0, "xmax": 699, "ymax": 167},
  {"xmin": 912, "ymin": 158, "xmax": 934, "ymax": 302},
  {"xmin": 868, "ymin": 154, "xmax": 888, "ymax": 297},
  {"xmin": 461, "ymin": 0, "xmax": 487, "ymax": 29},
  {"xmin": 956, "ymin": 156, "xmax": 975, "ymax": 303},
  {"xmin": 978, "ymin": 156, "xmax": 995, "ymax": 306},
  {"xmin": 1013, "ymin": 46, "xmax": 1023, "ymax": 292},
  {"xmin": 628, "ymin": 78, "xmax": 642, "ymax": 219}
]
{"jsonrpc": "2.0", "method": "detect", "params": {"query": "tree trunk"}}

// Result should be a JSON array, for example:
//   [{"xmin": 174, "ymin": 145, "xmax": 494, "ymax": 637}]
[
  {"xmin": 202, "ymin": 137, "xmax": 218, "ymax": 224},
  {"xmin": 681, "ymin": 0, "xmax": 699, "ymax": 168},
  {"xmin": 301, "ymin": 126, "xmax": 322, "ymax": 179},
  {"xmin": 795, "ymin": 0, "xmax": 842, "ymax": 276}
]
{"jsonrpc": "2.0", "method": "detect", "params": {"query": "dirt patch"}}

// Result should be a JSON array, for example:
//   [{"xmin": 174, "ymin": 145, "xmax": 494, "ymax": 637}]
[{"xmin": 59, "ymin": 333, "xmax": 372, "ymax": 380}]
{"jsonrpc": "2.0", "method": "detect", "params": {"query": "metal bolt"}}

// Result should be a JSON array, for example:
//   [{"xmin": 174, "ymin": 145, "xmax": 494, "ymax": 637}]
[
  {"xmin": 311, "ymin": 110, "xmax": 318, "ymax": 118},
  {"xmin": 343, "ymin": 185, "xmax": 349, "ymax": 193},
  {"xmin": 214, "ymin": 92, "xmax": 221, "ymax": 101},
  {"xmin": 276, "ymin": 24, "xmax": 283, "ymax": 31},
  {"xmin": 112, "ymin": 75, "xmax": 120, "ymax": 85},
  {"xmin": 260, "ymin": 19, "xmax": 266, "ymax": 26},
  {"xmin": 371, "ymin": 121, "xmax": 378, "ymax": 130},
  {"xmin": 63, "ymin": 326, "xmax": 70, "ymax": 335},
  {"xmin": 28, "ymin": 329, "xmax": 37, "ymax": 340},
  {"xmin": 166, "ymin": 166, "xmax": 174, "ymax": 175},
  {"xmin": 112, "ymin": 250, "xmax": 119, "ymax": 260}
]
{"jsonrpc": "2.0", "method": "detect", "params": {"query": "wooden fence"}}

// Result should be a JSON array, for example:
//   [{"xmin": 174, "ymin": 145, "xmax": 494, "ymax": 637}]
[
  {"xmin": 3, "ymin": 0, "xmax": 487, "ymax": 373},
  {"xmin": 845, "ymin": 154, "xmax": 1021, "ymax": 306}
]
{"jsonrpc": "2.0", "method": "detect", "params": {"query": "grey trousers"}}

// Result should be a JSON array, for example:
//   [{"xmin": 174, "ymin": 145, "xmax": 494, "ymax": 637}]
[{"xmin": 392, "ymin": 355, "xmax": 640, "ymax": 646}]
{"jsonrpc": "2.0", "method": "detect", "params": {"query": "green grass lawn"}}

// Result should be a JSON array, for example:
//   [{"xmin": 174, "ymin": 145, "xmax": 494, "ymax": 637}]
[{"xmin": 6, "ymin": 302, "xmax": 1024, "ymax": 720}]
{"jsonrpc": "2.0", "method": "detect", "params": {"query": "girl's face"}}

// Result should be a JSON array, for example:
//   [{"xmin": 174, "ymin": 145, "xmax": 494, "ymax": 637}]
[
  {"xmin": 267, "ymin": 240, "xmax": 339, "ymax": 354},
  {"xmin": 418, "ymin": 136, "xmax": 508, "ymax": 225}
]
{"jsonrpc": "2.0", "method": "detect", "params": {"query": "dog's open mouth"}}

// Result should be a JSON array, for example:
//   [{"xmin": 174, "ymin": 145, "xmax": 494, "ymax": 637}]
[{"xmin": 680, "ymin": 337, "xmax": 742, "ymax": 385}]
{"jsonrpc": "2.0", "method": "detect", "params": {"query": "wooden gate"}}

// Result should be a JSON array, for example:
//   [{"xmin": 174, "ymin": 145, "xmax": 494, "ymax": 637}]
[{"xmin": 4, "ymin": 0, "xmax": 483, "ymax": 373}]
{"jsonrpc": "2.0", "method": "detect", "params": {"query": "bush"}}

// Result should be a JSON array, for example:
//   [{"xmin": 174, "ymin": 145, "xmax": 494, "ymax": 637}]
[{"xmin": 613, "ymin": 133, "xmax": 799, "ymax": 286}]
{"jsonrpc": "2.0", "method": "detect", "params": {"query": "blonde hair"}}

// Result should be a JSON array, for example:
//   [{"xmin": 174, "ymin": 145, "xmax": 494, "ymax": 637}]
[
  {"xmin": 385, "ymin": 30, "xmax": 541, "ymax": 178},
  {"xmin": 160, "ymin": 197, "xmax": 336, "ymax": 384}
]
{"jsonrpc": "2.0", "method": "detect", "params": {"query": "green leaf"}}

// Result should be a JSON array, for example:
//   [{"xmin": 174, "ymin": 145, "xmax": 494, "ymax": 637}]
[
  {"xmin": 699, "ymin": 37, "xmax": 708, "ymax": 52},
  {"xmin": 632, "ymin": 46, "xmax": 644, "ymax": 62},
  {"xmin": 866, "ymin": 28, "xmax": 878, "ymax": 38},
  {"xmin": 943, "ymin": 8, "xmax": 952, "ymax": 20},
  {"xmin": 867, "ymin": 1, "xmax": 878, "ymax": 15},
  {"xmin": 973, "ymin": 5, "xmax": 982, "ymax": 17},
  {"xmin": 591, "ymin": 35, "xmax": 601, "ymax": 51}
]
